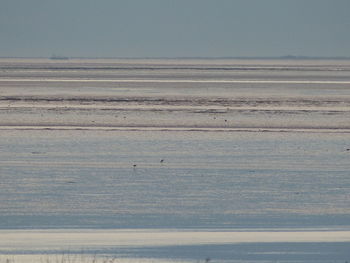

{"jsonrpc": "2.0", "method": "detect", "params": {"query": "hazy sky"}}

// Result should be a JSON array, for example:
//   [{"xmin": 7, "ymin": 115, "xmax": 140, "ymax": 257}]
[{"xmin": 1, "ymin": 0, "xmax": 350, "ymax": 58}]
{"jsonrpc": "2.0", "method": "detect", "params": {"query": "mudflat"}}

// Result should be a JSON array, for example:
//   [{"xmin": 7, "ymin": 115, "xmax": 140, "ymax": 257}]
[{"xmin": 1, "ymin": 58, "xmax": 350, "ymax": 262}]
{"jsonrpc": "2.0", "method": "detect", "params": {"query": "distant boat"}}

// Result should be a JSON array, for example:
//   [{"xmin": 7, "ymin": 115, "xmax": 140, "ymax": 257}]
[{"xmin": 50, "ymin": 55, "xmax": 69, "ymax": 60}]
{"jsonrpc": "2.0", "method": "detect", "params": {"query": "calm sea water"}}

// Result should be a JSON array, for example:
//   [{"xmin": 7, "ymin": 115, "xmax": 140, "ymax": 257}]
[
  {"xmin": 1, "ymin": 129, "xmax": 350, "ymax": 229},
  {"xmin": 0, "ymin": 59, "xmax": 350, "ymax": 262}
]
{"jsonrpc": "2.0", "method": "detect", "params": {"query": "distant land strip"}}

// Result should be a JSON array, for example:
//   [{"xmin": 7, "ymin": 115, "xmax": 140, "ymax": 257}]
[
  {"xmin": 1, "ymin": 78, "xmax": 350, "ymax": 84},
  {"xmin": 1, "ymin": 56, "xmax": 350, "ymax": 60}
]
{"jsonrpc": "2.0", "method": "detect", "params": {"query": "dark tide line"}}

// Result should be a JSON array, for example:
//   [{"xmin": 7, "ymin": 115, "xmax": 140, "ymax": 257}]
[
  {"xmin": 2, "ymin": 95, "xmax": 350, "ymax": 106},
  {"xmin": 1, "ymin": 125, "xmax": 350, "ymax": 134}
]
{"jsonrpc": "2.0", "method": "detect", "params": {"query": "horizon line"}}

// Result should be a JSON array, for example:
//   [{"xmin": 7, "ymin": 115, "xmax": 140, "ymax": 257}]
[{"xmin": 1, "ymin": 55, "xmax": 350, "ymax": 60}]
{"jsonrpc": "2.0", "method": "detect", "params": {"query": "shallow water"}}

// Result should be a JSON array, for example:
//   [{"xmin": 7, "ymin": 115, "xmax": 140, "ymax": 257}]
[
  {"xmin": 1, "ymin": 129, "xmax": 349, "ymax": 262},
  {"xmin": 1, "ymin": 129, "xmax": 350, "ymax": 229}
]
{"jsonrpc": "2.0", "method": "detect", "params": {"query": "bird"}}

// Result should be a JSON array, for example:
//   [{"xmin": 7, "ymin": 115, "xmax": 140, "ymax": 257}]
[{"xmin": 160, "ymin": 159, "xmax": 164, "ymax": 163}]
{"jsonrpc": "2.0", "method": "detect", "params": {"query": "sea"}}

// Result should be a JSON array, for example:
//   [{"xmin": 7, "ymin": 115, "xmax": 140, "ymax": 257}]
[{"xmin": 0, "ymin": 58, "xmax": 350, "ymax": 262}]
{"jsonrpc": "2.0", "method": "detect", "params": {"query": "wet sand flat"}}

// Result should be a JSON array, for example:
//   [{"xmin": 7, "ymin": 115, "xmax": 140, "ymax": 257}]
[{"xmin": 1, "ymin": 58, "xmax": 350, "ymax": 131}]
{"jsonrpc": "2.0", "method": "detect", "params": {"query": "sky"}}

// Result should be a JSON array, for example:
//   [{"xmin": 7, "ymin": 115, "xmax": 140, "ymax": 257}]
[{"xmin": 1, "ymin": 0, "xmax": 350, "ymax": 58}]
